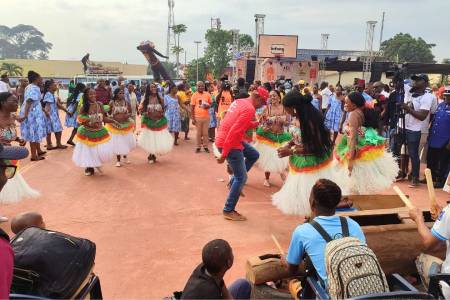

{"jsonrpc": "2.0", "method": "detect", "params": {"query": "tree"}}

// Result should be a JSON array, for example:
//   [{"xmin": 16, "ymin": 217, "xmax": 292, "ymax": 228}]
[
  {"xmin": 239, "ymin": 34, "xmax": 254, "ymax": 51},
  {"xmin": 147, "ymin": 61, "xmax": 177, "ymax": 79},
  {"xmin": 204, "ymin": 29, "xmax": 232, "ymax": 79},
  {"xmin": 380, "ymin": 33, "xmax": 435, "ymax": 63},
  {"xmin": 172, "ymin": 24, "xmax": 187, "ymax": 75},
  {"xmin": 37, "ymin": 52, "xmax": 48, "ymax": 60},
  {"xmin": 185, "ymin": 57, "xmax": 208, "ymax": 82},
  {"xmin": 0, "ymin": 24, "xmax": 52, "ymax": 59},
  {"xmin": 0, "ymin": 62, "xmax": 23, "ymax": 76}
]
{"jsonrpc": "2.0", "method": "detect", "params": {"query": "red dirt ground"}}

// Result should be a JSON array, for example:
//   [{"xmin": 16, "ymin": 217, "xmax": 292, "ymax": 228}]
[{"xmin": 0, "ymin": 125, "xmax": 448, "ymax": 299}]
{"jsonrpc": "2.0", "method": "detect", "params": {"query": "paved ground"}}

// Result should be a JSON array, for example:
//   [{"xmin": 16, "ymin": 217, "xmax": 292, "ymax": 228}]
[{"xmin": 0, "ymin": 125, "xmax": 448, "ymax": 299}]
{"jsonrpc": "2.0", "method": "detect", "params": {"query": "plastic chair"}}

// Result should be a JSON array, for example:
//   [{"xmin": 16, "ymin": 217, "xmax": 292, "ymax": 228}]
[{"xmin": 305, "ymin": 273, "xmax": 434, "ymax": 300}]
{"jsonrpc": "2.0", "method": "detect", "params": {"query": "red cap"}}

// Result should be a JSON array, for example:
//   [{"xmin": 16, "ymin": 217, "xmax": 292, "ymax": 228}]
[{"xmin": 256, "ymin": 87, "xmax": 270, "ymax": 102}]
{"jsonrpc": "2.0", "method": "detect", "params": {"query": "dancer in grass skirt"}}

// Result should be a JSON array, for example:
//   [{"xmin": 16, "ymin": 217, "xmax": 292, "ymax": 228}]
[
  {"xmin": 106, "ymin": 88, "xmax": 136, "ymax": 167},
  {"xmin": 72, "ymin": 87, "xmax": 114, "ymax": 176},
  {"xmin": 253, "ymin": 90, "xmax": 291, "ymax": 187},
  {"xmin": 334, "ymin": 92, "xmax": 398, "ymax": 194},
  {"xmin": 138, "ymin": 83, "xmax": 173, "ymax": 163},
  {"xmin": 272, "ymin": 90, "xmax": 345, "ymax": 217},
  {"xmin": 0, "ymin": 92, "xmax": 39, "ymax": 203}
]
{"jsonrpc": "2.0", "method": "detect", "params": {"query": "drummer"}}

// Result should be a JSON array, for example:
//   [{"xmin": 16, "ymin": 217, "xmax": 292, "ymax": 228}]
[{"xmin": 409, "ymin": 204, "xmax": 450, "ymax": 286}]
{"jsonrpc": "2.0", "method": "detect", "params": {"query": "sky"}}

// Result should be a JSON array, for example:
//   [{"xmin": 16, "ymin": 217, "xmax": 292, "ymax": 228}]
[{"xmin": 3, "ymin": 0, "xmax": 449, "ymax": 65}]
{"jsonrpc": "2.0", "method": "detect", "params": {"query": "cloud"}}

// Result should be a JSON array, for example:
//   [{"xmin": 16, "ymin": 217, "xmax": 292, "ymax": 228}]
[{"xmin": 1, "ymin": 0, "xmax": 448, "ymax": 64}]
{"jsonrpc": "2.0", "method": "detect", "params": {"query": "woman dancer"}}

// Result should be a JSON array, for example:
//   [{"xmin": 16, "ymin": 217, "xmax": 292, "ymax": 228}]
[
  {"xmin": 207, "ymin": 83, "xmax": 217, "ymax": 142},
  {"xmin": 272, "ymin": 90, "xmax": 342, "ymax": 216},
  {"xmin": 324, "ymin": 85, "xmax": 344, "ymax": 145},
  {"xmin": 106, "ymin": 88, "xmax": 136, "ymax": 167},
  {"xmin": 20, "ymin": 71, "xmax": 48, "ymax": 161},
  {"xmin": 138, "ymin": 83, "xmax": 173, "ymax": 163},
  {"xmin": 164, "ymin": 84, "xmax": 181, "ymax": 145},
  {"xmin": 42, "ymin": 79, "xmax": 70, "ymax": 150},
  {"xmin": 0, "ymin": 92, "xmax": 39, "ymax": 204},
  {"xmin": 253, "ymin": 90, "xmax": 291, "ymax": 187},
  {"xmin": 65, "ymin": 83, "xmax": 86, "ymax": 146},
  {"xmin": 72, "ymin": 87, "xmax": 114, "ymax": 176},
  {"xmin": 334, "ymin": 92, "xmax": 398, "ymax": 194},
  {"xmin": 177, "ymin": 83, "xmax": 191, "ymax": 140}
]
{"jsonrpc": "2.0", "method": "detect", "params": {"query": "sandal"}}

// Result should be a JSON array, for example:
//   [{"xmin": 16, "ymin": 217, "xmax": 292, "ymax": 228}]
[
  {"xmin": 47, "ymin": 146, "xmax": 57, "ymax": 150},
  {"xmin": 31, "ymin": 156, "xmax": 45, "ymax": 161},
  {"xmin": 56, "ymin": 145, "xmax": 68, "ymax": 149}
]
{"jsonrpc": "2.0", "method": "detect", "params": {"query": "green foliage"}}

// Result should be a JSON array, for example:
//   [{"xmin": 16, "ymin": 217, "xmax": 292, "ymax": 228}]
[
  {"xmin": 380, "ymin": 33, "xmax": 435, "ymax": 63},
  {"xmin": 204, "ymin": 29, "xmax": 232, "ymax": 79},
  {"xmin": 185, "ymin": 57, "xmax": 208, "ymax": 82},
  {"xmin": 172, "ymin": 24, "xmax": 187, "ymax": 35},
  {"xmin": 239, "ymin": 34, "xmax": 254, "ymax": 51},
  {"xmin": 0, "ymin": 24, "xmax": 52, "ymax": 59},
  {"xmin": 0, "ymin": 62, "xmax": 23, "ymax": 76},
  {"xmin": 171, "ymin": 46, "xmax": 184, "ymax": 56},
  {"xmin": 147, "ymin": 61, "xmax": 177, "ymax": 78}
]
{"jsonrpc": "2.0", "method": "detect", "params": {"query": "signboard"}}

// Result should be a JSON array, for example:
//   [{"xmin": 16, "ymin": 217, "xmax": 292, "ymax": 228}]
[{"xmin": 258, "ymin": 35, "xmax": 298, "ymax": 59}]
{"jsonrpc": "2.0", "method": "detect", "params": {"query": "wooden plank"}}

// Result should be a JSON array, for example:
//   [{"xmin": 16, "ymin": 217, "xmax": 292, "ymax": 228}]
[{"xmin": 347, "ymin": 194, "xmax": 406, "ymax": 210}]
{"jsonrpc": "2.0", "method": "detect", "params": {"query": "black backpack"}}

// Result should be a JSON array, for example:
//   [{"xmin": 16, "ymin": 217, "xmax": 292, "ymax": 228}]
[{"xmin": 10, "ymin": 227, "xmax": 96, "ymax": 299}]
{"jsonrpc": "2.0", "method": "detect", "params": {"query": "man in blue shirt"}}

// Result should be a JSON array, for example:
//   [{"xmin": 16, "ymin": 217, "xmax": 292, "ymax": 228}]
[
  {"xmin": 286, "ymin": 179, "xmax": 366, "ymax": 285},
  {"xmin": 426, "ymin": 87, "xmax": 450, "ymax": 188}
]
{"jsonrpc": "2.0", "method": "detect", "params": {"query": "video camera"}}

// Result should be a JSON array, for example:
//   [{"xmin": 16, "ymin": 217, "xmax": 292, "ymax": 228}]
[{"xmin": 385, "ymin": 64, "xmax": 407, "ymax": 92}]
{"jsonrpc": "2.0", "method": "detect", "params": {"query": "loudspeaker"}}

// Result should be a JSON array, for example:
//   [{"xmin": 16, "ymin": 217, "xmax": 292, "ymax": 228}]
[{"xmin": 246, "ymin": 60, "xmax": 256, "ymax": 83}]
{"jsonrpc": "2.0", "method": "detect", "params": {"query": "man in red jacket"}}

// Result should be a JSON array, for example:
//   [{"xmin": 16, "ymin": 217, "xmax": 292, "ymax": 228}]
[{"xmin": 216, "ymin": 91, "xmax": 266, "ymax": 221}]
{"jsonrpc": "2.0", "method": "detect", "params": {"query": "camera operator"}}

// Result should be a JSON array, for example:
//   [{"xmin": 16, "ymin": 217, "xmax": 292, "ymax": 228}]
[{"xmin": 399, "ymin": 74, "xmax": 433, "ymax": 187}]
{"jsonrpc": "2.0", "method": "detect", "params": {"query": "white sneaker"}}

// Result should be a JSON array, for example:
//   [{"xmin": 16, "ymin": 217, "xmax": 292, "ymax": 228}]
[
  {"xmin": 263, "ymin": 179, "xmax": 271, "ymax": 187},
  {"xmin": 115, "ymin": 162, "xmax": 121, "ymax": 167},
  {"xmin": 0, "ymin": 216, "xmax": 8, "ymax": 223}
]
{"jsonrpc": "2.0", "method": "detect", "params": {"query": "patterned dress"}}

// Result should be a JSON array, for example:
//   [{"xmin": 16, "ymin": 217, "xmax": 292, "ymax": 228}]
[
  {"xmin": 325, "ymin": 95, "xmax": 343, "ymax": 132},
  {"xmin": 20, "ymin": 84, "xmax": 47, "ymax": 142},
  {"xmin": 164, "ymin": 94, "xmax": 181, "ymax": 132},
  {"xmin": 65, "ymin": 93, "xmax": 82, "ymax": 128},
  {"xmin": 43, "ymin": 92, "xmax": 63, "ymax": 133}
]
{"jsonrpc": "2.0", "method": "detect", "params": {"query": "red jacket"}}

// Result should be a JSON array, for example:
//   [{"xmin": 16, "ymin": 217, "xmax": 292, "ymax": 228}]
[{"xmin": 216, "ymin": 98, "xmax": 258, "ymax": 157}]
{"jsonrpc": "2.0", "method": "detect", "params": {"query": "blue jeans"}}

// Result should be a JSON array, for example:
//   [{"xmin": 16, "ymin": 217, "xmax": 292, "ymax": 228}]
[
  {"xmin": 406, "ymin": 129, "xmax": 421, "ymax": 178},
  {"xmin": 221, "ymin": 142, "xmax": 259, "ymax": 212},
  {"xmin": 228, "ymin": 279, "xmax": 252, "ymax": 300}
]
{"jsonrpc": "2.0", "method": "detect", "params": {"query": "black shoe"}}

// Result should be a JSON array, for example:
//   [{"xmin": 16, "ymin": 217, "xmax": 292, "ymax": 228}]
[
  {"xmin": 204, "ymin": 147, "xmax": 210, "ymax": 153},
  {"xmin": 434, "ymin": 182, "xmax": 445, "ymax": 189},
  {"xmin": 408, "ymin": 177, "xmax": 420, "ymax": 188},
  {"xmin": 195, "ymin": 148, "xmax": 201, "ymax": 153},
  {"xmin": 395, "ymin": 172, "xmax": 407, "ymax": 182}
]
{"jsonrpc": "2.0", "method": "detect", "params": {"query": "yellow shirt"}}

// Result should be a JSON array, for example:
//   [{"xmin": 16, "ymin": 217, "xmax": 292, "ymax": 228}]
[{"xmin": 177, "ymin": 91, "xmax": 189, "ymax": 105}]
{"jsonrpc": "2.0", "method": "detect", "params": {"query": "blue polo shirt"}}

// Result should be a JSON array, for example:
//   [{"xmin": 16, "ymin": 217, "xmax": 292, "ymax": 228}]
[
  {"xmin": 429, "ymin": 102, "xmax": 450, "ymax": 148},
  {"xmin": 287, "ymin": 216, "xmax": 366, "ymax": 284}
]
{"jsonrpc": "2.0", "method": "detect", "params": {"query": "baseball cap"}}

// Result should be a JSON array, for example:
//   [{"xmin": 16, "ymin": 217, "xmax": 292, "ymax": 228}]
[
  {"xmin": 444, "ymin": 86, "xmax": 450, "ymax": 95},
  {"xmin": 256, "ymin": 87, "xmax": 270, "ymax": 102},
  {"xmin": 0, "ymin": 145, "xmax": 29, "ymax": 161},
  {"xmin": 411, "ymin": 74, "xmax": 429, "ymax": 82},
  {"xmin": 298, "ymin": 80, "xmax": 306, "ymax": 85}
]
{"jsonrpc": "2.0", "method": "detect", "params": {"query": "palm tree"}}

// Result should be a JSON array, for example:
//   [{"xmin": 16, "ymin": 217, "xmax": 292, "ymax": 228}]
[
  {"xmin": 171, "ymin": 46, "xmax": 184, "ymax": 77},
  {"xmin": 172, "ymin": 24, "xmax": 187, "ymax": 75},
  {"xmin": 0, "ymin": 63, "xmax": 23, "ymax": 76}
]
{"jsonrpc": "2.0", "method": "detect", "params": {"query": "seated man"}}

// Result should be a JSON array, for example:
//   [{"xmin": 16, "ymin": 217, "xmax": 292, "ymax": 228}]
[
  {"xmin": 181, "ymin": 239, "xmax": 251, "ymax": 299},
  {"xmin": 0, "ymin": 145, "xmax": 30, "ymax": 299},
  {"xmin": 286, "ymin": 179, "xmax": 366, "ymax": 286},
  {"xmin": 409, "ymin": 204, "xmax": 450, "ymax": 287},
  {"xmin": 11, "ymin": 212, "xmax": 46, "ymax": 234}
]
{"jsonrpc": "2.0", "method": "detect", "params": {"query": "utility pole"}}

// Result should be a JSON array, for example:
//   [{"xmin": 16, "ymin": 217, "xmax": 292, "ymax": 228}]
[
  {"xmin": 379, "ymin": 12, "xmax": 385, "ymax": 50},
  {"xmin": 194, "ymin": 41, "xmax": 201, "ymax": 82},
  {"xmin": 254, "ymin": 14, "xmax": 266, "ymax": 81},
  {"xmin": 166, "ymin": 0, "xmax": 176, "ymax": 61},
  {"xmin": 363, "ymin": 21, "xmax": 377, "ymax": 83}
]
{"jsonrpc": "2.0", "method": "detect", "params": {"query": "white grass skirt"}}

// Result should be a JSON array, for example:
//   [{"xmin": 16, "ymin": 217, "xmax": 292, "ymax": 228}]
[
  {"xmin": 138, "ymin": 128, "xmax": 173, "ymax": 155},
  {"xmin": 272, "ymin": 165, "xmax": 344, "ymax": 216},
  {"xmin": 343, "ymin": 152, "xmax": 399, "ymax": 194},
  {"xmin": 253, "ymin": 141, "xmax": 288, "ymax": 173},
  {"xmin": 111, "ymin": 132, "xmax": 136, "ymax": 156},
  {"xmin": 0, "ymin": 172, "xmax": 40, "ymax": 204},
  {"xmin": 72, "ymin": 140, "xmax": 114, "ymax": 168}
]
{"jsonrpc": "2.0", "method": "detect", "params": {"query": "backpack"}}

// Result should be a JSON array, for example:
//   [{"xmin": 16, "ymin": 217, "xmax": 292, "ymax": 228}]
[
  {"xmin": 310, "ymin": 217, "xmax": 389, "ymax": 299},
  {"xmin": 10, "ymin": 227, "xmax": 96, "ymax": 299}
]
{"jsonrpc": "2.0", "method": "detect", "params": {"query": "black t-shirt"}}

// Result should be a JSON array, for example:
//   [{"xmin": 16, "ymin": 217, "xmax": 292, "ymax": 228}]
[{"xmin": 181, "ymin": 263, "xmax": 224, "ymax": 299}]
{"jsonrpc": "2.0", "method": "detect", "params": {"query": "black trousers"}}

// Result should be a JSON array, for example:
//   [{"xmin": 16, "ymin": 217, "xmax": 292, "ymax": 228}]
[{"xmin": 426, "ymin": 145, "xmax": 450, "ymax": 184}]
